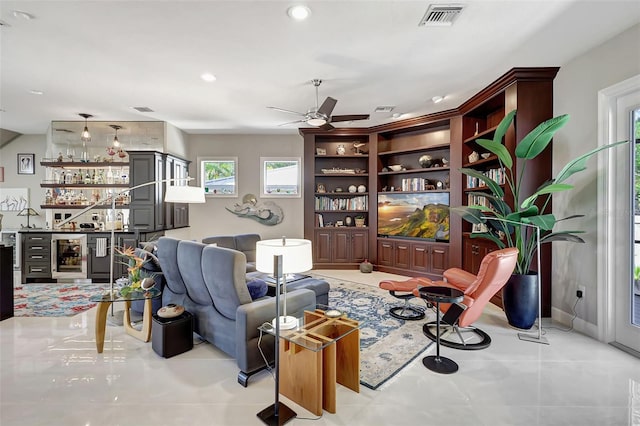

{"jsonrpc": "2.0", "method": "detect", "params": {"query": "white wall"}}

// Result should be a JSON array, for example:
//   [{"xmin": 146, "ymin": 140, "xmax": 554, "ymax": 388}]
[
  {"xmin": 0, "ymin": 135, "xmax": 47, "ymax": 229},
  {"xmin": 553, "ymin": 23, "xmax": 640, "ymax": 331},
  {"xmin": 184, "ymin": 133, "xmax": 304, "ymax": 242}
]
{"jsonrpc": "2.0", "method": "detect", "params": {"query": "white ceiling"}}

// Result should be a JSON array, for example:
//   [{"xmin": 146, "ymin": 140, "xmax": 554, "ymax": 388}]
[{"xmin": 1, "ymin": 1, "xmax": 639, "ymax": 137}]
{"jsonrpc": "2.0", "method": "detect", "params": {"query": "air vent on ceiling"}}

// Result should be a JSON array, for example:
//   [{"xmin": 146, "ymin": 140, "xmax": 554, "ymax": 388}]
[
  {"xmin": 132, "ymin": 106, "xmax": 154, "ymax": 113},
  {"xmin": 419, "ymin": 4, "xmax": 464, "ymax": 27},
  {"xmin": 374, "ymin": 106, "xmax": 395, "ymax": 113},
  {"xmin": 55, "ymin": 128, "xmax": 74, "ymax": 133}
]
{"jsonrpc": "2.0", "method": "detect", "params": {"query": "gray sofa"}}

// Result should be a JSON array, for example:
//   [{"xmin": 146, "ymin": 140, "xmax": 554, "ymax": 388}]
[
  {"xmin": 157, "ymin": 236, "xmax": 316, "ymax": 386},
  {"xmin": 202, "ymin": 234, "xmax": 261, "ymax": 272}
]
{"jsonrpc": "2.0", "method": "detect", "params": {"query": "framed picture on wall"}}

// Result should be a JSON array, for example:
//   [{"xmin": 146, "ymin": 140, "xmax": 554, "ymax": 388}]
[{"xmin": 17, "ymin": 153, "xmax": 35, "ymax": 175}]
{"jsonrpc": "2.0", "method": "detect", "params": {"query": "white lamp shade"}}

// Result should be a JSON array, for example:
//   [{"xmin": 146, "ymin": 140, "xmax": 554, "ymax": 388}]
[
  {"xmin": 164, "ymin": 185, "xmax": 205, "ymax": 204},
  {"xmin": 256, "ymin": 238, "xmax": 313, "ymax": 274}
]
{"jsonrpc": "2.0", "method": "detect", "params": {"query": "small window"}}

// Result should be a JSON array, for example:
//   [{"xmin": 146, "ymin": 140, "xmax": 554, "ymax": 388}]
[
  {"xmin": 261, "ymin": 157, "xmax": 301, "ymax": 197},
  {"xmin": 199, "ymin": 157, "xmax": 237, "ymax": 197}
]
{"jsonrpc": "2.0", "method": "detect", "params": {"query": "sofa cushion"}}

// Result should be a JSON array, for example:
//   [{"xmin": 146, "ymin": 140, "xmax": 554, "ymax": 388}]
[
  {"xmin": 246, "ymin": 278, "xmax": 268, "ymax": 300},
  {"xmin": 234, "ymin": 234, "xmax": 261, "ymax": 263},
  {"xmin": 202, "ymin": 236, "xmax": 237, "ymax": 250}
]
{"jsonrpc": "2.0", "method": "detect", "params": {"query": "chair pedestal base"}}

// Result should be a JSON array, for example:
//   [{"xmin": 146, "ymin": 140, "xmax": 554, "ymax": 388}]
[{"xmin": 422, "ymin": 355, "xmax": 459, "ymax": 374}]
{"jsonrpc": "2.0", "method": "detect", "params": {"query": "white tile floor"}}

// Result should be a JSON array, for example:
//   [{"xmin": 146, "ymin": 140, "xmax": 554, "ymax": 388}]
[{"xmin": 1, "ymin": 269, "xmax": 639, "ymax": 426}]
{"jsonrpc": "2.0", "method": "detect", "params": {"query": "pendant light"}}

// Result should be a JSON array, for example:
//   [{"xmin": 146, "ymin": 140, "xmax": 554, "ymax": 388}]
[
  {"xmin": 79, "ymin": 113, "xmax": 93, "ymax": 142},
  {"xmin": 109, "ymin": 125, "xmax": 122, "ymax": 147}
]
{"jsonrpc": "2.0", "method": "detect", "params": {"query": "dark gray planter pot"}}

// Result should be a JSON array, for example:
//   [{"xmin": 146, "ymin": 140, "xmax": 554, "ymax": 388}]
[{"xmin": 502, "ymin": 273, "xmax": 538, "ymax": 330}]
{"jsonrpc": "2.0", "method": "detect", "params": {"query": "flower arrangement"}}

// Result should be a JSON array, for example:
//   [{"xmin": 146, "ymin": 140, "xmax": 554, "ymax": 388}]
[{"xmin": 115, "ymin": 245, "xmax": 150, "ymax": 297}]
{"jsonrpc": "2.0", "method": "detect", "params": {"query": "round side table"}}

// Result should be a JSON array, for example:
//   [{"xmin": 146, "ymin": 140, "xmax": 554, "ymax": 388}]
[{"xmin": 417, "ymin": 286, "xmax": 464, "ymax": 374}]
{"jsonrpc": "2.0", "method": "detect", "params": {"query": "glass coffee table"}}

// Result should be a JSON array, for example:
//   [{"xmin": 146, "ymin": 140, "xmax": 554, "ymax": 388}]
[
  {"xmin": 259, "ymin": 306, "xmax": 366, "ymax": 416},
  {"xmin": 89, "ymin": 287, "xmax": 161, "ymax": 353}
]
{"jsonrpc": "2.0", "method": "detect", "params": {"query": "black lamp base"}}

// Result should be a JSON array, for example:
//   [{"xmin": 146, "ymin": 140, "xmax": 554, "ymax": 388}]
[
  {"xmin": 257, "ymin": 402, "xmax": 296, "ymax": 426},
  {"xmin": 423, "ymin": 355, "xmax": 459, "ymax": 374}
]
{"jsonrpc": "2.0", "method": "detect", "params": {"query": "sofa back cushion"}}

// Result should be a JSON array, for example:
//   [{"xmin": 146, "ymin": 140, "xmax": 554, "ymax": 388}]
[
  {"xmin": 202, "ymin": 236, "xmax": 237, "ymax": 250},
  {"xmin": 201, "ymin": 245, "xmax": 252, "ymax": 320},
  {"xmin": 234, "ymin": 234, "xmax": 261, "ymax": 263},
  {"xmin": 157, "ymin": 237, "xmax": 187, "ymax": 299}
]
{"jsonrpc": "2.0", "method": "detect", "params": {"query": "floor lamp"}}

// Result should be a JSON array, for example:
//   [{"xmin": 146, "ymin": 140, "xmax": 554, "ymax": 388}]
[
  {"xmin": 482, "ymin": 216, "xmax": 549, "ymax": 345},
  {"xmin": 57, "ymin": 177, "xmax": 205, "ymax": 316},
  {"xmin": 255, "ymin": 238, "xmax": 312, "ymax": 426}
]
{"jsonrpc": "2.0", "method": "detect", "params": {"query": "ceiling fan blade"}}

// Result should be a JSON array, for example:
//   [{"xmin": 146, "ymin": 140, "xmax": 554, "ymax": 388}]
[
  {"xmin": 319, "ymin": 123, "xmax": 335, "ymax": 131},
  {"xmin": 317, "ymin": 97, "xmax": 337, "ymax": 117},
  {"xmin": 330, "ymin": 114, "xmax": 370, "ymax": 122},
  {"xmin": 267, "ymin": 106, "xmax": 306, "ymax": 117},
  {"xmin": 278, "ymin": 119, "xmax": 308, "ymax": 127}
]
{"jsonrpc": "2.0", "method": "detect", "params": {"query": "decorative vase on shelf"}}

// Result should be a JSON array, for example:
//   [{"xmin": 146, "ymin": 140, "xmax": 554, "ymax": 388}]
[
  {"xmin": 360, "ymin": 259, "xmax": 373, "ymax": 273},
  {"xmin": 418, "ymin": 155, "xmax": 432, "ymax": 168}
]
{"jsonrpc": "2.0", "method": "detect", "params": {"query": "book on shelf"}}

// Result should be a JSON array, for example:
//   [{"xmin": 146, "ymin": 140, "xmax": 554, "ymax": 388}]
[
  {"xmin": 314, "ymin": 195, "xmax": 368, "ymax": 211},
  {"xmin": 466, "ymin": 167, "xmax": 505, "ymax": 189},
  {"xmin": 315, "ymin": 213, "xmax": 324, "ymax": 228}
]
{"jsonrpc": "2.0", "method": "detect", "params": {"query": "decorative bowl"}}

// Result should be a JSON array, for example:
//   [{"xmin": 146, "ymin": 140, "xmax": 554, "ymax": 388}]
[
  {"xmin": 388, "ymin": 164, "xmax": 403, "ymax": 172},
  {"xmin": 481, "ymin": 153, "xmax": 491, "ymax": 159}
]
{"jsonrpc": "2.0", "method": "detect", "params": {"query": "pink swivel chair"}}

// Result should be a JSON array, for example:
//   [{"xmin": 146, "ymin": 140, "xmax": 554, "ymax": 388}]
[{"xmin": 412, "ymin": 247, "xmax": 518, "ymax": 350}]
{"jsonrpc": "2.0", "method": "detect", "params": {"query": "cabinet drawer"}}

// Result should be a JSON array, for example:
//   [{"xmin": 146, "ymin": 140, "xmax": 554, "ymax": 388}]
[
  {"xmin": 26, "ymin": 253, "xmax": 48, "ymax": 261},
  {"xmin": 24, "ymin": 235, "xmax": 50, "ymax": 244},
  {"xmin": 24, "ymin": 243, "xmax": 50, "ymax": 254},
  {"xmin": 25, "ymin": 263, "xmax": 51, "ymax": 277}
]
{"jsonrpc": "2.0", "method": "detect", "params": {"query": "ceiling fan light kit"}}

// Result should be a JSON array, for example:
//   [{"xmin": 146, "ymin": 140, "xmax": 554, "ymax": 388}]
[{"xmin": 268, "ymin": 79, "xmax": 370, "ymax": 131}]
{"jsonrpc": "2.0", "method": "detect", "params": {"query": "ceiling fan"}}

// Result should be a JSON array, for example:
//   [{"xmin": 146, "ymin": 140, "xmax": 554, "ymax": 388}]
[{"xmin": 268, "ymin": 79, "xmax": 370, "ymax": 131}]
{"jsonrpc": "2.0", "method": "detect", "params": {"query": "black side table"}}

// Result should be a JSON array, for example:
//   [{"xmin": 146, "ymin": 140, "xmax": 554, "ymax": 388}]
[{"xmin": 417, "ymin": 286, "xmax": 464, "ymax": 374}]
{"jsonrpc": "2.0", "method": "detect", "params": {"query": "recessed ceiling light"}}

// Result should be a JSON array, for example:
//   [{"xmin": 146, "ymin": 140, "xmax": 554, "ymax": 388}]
[
  {"xmin": 432, "ymin": 96, "xmax": 444, "ymax": 104},
  {"xmin": 28, "ymin": 89, "xmax": 44, "ymax": 95},
  {"xmin": 392, "ymin": 113, "xmax": 403, "ymax": 119},
  {"xmin": 287, "ymin": 5, "xmax": 311, "ymax": 20},
  {"xmin": 12, "ymin": 10, "xmax": 35, "ymax": 20},
  {"xmin": 200, "ymin": 73, "xmax": 216, "ymax": 82}
]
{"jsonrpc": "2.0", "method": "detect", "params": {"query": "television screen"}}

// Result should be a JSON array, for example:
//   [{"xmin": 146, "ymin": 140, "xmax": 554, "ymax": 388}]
[{"xmin": 378, "ymin": 192, "xmax": 450, "ymax": 241}]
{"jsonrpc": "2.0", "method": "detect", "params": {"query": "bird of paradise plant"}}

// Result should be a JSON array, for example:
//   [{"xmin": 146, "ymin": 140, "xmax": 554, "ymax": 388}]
[
  {"xmin": 452, "ymin": 109, "xmax": 628, "ymax": 275},
  {"xmin": 115, "ymin": 245, "xmax": 146, "ymax": 296}
]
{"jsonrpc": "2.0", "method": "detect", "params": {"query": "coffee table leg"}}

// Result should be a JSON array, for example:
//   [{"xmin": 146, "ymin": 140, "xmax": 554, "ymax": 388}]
[
  {"xmin": 124, "ymin": 299, "xmax": 153, "ymax": 342},
  {"xmin": 95, "ymin": 301, "xmax": 112, "ymax": 353}
]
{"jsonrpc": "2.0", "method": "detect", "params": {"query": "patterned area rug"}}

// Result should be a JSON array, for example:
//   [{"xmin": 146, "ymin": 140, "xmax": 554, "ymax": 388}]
[
  {"xmin": 13, "ymin": 283, "xmax": 106, "ymax": 317},
  {"xmin": 316, "ymin": 274, "xmax": 434, "ymax": 390}
]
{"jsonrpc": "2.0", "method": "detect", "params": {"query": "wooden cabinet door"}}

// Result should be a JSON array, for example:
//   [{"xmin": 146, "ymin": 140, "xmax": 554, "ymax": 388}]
[
  {"xmin": 332, "ymin": 230, "xmax": 350, "ymax": 263},
  {"xmin": 394, "ymin": 241, "xmax": 410, "ymax": 269},
  {"xmin": 377, "ymin": 240, "xmax": 394, "ymax": 266},
  {"xmin": 314, "ymin": 230, "xmax": 332, "ymax": 263},
  {"xmin": 351, "ymin": 230, "xmax": 368, "ymax": 263},
  {"xmin": 411, "ymin": 242, "xmax": 429, "ymax": 272},
  {"xmin": 430, "ymin": 245, "xmax": 449, "ymax": 275},
  {"xmin": 171, "ymin": 157, "xmax": 190, "ymax": 228}
]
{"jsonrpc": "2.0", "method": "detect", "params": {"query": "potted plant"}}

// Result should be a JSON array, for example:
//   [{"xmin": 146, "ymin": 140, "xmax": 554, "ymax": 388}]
[
  {"xmin": 453, "ymin": 109, "xmax": 627, "ymax": 329},
  {"xmin": 354, "ymin": 215, "xmax": 366, "ymax": 228}
]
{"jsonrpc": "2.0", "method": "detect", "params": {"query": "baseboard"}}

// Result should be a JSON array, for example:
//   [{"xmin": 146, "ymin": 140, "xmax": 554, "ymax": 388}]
[{"xmin": 551, "ymin": 307, "xmax": 599, "ymax": 339}]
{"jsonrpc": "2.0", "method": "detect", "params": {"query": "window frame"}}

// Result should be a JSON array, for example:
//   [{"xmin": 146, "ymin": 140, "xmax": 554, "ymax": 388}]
[
  {"xmin": 260, "ymin": 157, "xmax": 302, "ymax": 198},
  {"xmin": 198, "ymin": 156, "xmax": 238, "ymax": 198}
]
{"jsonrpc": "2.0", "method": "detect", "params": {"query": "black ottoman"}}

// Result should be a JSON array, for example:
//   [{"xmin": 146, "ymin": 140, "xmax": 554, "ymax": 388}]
[{"xmin": 152, "ymin": 311, "xmax": 194, "ymax": 358}]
